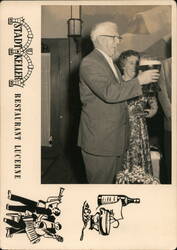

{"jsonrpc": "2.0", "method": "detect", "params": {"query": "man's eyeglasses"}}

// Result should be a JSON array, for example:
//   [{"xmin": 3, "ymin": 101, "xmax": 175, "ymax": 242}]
[{"xmin": 99, "ymin": 35, "xmax": 123, "ymax": 41}]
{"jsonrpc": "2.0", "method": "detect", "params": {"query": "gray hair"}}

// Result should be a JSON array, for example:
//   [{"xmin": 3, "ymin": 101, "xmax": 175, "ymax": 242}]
[{"xmin": 90, "ymin": 21, "xmax": 118, "ymax": 43}]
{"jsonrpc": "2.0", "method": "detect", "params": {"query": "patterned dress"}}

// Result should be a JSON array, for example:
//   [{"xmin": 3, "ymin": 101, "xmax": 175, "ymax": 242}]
[{"xmin": 122, "ymin": 96, "xmax": 153, "ymax": 175}]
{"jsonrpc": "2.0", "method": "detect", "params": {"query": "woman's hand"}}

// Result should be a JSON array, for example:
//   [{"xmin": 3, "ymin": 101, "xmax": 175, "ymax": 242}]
[
  {"xmin": 145, "ymin": 96, "xmax": 158, "ymax": 118},
  {"xmin": 144, "ymin": 109, "xmax": 155, "ymax": 118}
]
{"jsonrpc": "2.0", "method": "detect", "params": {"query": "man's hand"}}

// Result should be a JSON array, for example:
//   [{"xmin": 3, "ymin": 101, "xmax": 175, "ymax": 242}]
[{"xmin": 138, "ymin": 70, "xmax": 160, "ymax": 85}]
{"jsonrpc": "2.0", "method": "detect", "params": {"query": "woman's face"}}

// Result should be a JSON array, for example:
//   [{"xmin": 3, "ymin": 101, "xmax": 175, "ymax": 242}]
[{"xmin": 123, "ymin": 55, "xmax": 139, "ymax": 79}]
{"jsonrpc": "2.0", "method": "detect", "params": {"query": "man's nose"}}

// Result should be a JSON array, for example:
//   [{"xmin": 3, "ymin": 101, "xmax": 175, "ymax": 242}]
[
  {"xmin": 116, "ymin": 36, "xmax": 122, "ymax": 43},
  {"xmin": 114, "ymin": 41, "xmax": 119, "ymax": 48},
  {"xmin": 115, "ymin": 38, "xmax": 120, "ymax": 44}
]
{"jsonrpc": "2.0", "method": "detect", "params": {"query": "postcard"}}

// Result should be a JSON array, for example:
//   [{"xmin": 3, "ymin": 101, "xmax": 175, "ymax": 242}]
[{"xmin": 0, "ymin": 0, "xmax": 176, "ymax": 249}]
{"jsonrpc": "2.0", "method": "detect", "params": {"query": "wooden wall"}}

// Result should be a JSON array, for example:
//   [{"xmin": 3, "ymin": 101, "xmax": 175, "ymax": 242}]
[{"xmin": 41, "ymin": 37, "xmax": 85, "ymax": 180}]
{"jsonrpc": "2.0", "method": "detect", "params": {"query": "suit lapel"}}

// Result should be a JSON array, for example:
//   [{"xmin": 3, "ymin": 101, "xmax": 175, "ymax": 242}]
[
  {"xmin": 94, "ymin": 49, "xmax": 120, "ymax": 82},
  {"xmin": 164, "ymin": 58, "xmax": 171, "ymax": 100},
  {"xmin": 114, "ymin": 63, "xmax": 123, "ymax": 81}
]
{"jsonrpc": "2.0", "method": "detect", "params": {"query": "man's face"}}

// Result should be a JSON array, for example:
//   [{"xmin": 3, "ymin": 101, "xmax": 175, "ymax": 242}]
[
  {"xmin": 105, "ymin": 36, "xmax": 121, "ymax": 58},
  {"xmin": 98, "ymin": 29, "xmax": 122, "ymax": 59},
  {"xmin": 52, "ymin": 207, "xmax": 61, "ymax": 216}
]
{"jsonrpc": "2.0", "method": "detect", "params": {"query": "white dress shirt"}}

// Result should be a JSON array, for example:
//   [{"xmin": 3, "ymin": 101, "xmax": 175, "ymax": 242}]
[{"xmin": 96, "ymin": 48, "xmax": 118, "ymax": 79}]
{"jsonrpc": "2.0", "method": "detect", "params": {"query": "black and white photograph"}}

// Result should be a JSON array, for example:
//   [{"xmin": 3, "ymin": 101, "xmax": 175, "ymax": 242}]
[
  {"xmin": 41, "ymin": 4, "xmax": 172, "ymax": 185},
  {"xmin": 0, "ymin": 1, "xmax": 177, "ymax": 249}
]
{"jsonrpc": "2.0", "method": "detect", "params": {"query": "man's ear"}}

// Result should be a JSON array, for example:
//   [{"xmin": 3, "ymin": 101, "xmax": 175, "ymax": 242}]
[{"xmin": 97, "ymin": 36, "xmax": 107, "ymax": 48}]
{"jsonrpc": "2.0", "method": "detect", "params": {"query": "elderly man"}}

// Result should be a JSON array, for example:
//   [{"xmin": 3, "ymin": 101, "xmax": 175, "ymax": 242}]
[{"xmin": 78, "ymin": 22, "xmax": 160, "ymax": 184}]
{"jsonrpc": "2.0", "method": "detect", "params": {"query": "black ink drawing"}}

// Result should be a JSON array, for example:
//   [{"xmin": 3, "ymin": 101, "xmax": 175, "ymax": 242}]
[
  {"xmin": 8, "ymin": 17, "xmax": 34, "ymax": 87},
  {"xmin": 80, "ymin": 194, "xmax": 140, "ymax": 240},
  {"xmin": 3, "ymin": 187, "xmax": 64, "ymax": 244}
]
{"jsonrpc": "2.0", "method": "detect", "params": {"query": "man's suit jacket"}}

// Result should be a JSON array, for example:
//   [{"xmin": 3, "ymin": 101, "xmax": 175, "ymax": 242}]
[
  {"xmin": 158, "ymin": 57, "xmax": 171, "ymax": 131},
  {"xmin": 78, "ymin": 49, "xmax": 142, "ymax": 156}
]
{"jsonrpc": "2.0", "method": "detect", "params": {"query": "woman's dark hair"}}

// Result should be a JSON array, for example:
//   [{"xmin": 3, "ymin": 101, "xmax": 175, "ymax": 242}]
[{"xmin": 117, "ymin": 50, "xmax": 140, "ymax": 75}]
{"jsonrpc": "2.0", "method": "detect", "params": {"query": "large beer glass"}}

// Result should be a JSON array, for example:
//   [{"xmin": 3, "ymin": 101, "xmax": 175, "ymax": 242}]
[{"xmin": 137, "ymin": 58, "xmax": 161, "ymax": 95}]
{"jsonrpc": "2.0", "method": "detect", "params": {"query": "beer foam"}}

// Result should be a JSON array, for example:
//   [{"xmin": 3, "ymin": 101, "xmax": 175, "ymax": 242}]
[{"xmin": 139, "ymin": 59, "xmax": 161, "ymax": 65}]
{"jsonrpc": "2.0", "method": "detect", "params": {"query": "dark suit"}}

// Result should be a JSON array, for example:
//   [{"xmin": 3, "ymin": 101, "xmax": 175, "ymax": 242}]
[
  {"xmin": 158, "ymin": 58, "xmax": 171, "ymax": 131},
  {"xmin": 158, "ymin": 57, "xmax": 171, "ymax": 183},
  {"xmin": 78, "ymin": 49, "xmax": 143, "ymax": 183},
  {"xmin": 7, "ymin": 193, "xmax": 52, "ymax": 215}
]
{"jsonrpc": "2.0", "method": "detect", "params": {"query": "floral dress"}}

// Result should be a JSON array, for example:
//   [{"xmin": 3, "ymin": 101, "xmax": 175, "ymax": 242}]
[
  {"xmin": 116, "ymin": 95, "xmax": 160, "ymax": 184},
  {"xmin": 122, "ymin": 96, "xmax": 153, "ymax": 174}
]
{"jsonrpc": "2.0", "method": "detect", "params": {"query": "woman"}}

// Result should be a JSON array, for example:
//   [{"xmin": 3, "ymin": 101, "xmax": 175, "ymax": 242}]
[{"xmin": 116, "ymin": 50, "xmax": 159, "ymax": 184}]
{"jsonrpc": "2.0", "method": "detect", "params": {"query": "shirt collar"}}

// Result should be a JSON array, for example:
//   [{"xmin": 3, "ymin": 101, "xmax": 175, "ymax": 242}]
[
  {"xmin": 96, "ymin": 48, "xmax": 113, "ymax": 63},
  {"xmin": 96, "ymin": 48, "xmax": 118, "ymax": 79}
]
